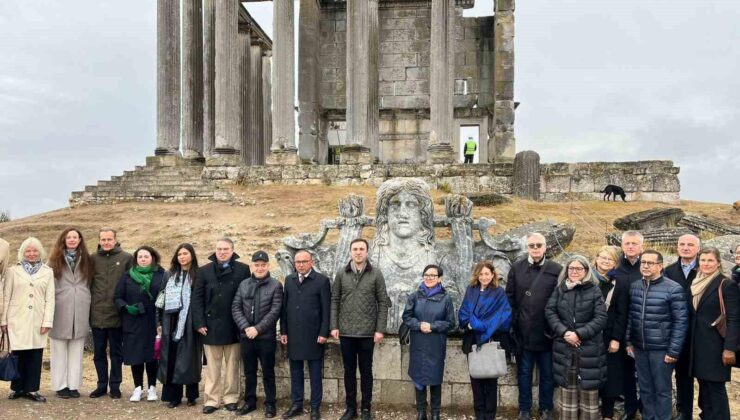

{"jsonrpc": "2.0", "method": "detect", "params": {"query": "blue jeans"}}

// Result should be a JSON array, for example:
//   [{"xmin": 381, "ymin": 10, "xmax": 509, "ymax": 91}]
[
  {"xmin": 289, "ymin": 358, "xmax": 323, "ymax": 409},
  {"xmin": 517, "ymin": 350, "xmax": 554, "ymax": 413},
  {"xmin": 634, "ymin": 349, "xmax": 674, "ymax": 420}
]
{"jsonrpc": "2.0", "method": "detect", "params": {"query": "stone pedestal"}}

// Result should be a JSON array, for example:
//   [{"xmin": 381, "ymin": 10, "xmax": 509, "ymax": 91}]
[
  {"xmin": 426, "ymin": 143, "xmax": 457, "ymax": 164},
  {"xmin": 341, "ymin": 145, "xmax": 374, "ymax": 165},
  {"xmin": 266, "ymin": 150, "xmax": 301, "ymax": 166},
  {"xmin": 205, "ymin": 152, "xmax": 242, "ymax": 167}
]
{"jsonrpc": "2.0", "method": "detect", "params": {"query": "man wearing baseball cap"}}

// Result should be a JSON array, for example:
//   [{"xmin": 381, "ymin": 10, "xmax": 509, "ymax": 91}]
[{"xmin": 231, "ymin": 251, "xmax": 284, "ymax": 417}]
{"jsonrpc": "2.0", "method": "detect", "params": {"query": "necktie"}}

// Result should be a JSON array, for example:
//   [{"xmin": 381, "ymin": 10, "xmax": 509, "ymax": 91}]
[{"xmin": 299, "ymin": 274, "xmax": 304, "ymax": 284}]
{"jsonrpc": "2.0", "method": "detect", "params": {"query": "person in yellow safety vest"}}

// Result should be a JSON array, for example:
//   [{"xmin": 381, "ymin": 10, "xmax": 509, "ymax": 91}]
[{"xmin": 464, "ymin": 137, "xmax": 477, "ymax": 163}]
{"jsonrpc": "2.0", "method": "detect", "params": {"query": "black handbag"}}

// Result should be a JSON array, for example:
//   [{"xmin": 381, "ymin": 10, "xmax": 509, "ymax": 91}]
[
  {"xmin": 398, "ymin": 323, "xmax": 411, "ymax": 346},
  {"xmin": 0, "ymin": 331, "xmax": 20, "ymax": 382}
]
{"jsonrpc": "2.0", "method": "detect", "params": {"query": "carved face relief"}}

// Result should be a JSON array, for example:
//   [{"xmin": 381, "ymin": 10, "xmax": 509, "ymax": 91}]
[{"xmin": 388, "ymin": 192, "xmax": 423, "ymax": 240}]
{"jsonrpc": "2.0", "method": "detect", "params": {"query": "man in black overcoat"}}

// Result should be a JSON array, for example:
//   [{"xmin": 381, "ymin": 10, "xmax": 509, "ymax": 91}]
[
  {"xmin": 280, "ymin": 250, "xmax": 331, "ymax": 420},
  {"xmin": 612, "ymin": 231, "xmax": 643, "ymax": 420},
  {"xmin": 191, "ymin": 238, "xmax": 251, "ymax": 414},
  {"xmin": 663, "ymin": 234, "xmax": 700, "ymax": 420}
]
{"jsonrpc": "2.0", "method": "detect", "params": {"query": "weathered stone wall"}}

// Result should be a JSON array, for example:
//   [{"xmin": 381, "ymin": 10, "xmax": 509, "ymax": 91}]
[
  {"xmin": 202, "ymin": 160, "xmax": 681, "ymax": 203},
  {"xmin": 319, "ymin": 2, "xmax": 496, "ymax": 163}
]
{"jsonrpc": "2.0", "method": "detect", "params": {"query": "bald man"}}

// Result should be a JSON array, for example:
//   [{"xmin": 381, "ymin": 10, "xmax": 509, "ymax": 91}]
[{"xmin": 664, "ymin": 234, "xmax": 700, "ymax": 420}]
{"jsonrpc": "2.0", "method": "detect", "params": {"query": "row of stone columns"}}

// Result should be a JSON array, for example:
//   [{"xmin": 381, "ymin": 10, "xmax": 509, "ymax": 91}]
[{"xmin": 155, "ymin": 0, "xmax": 273, "ymax": 166}]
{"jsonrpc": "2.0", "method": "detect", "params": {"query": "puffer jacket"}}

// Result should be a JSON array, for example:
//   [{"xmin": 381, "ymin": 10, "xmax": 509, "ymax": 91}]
[
  {"xmin": 231, "ymin": 274, "xmax": 283, "ymax": 340},
  {"xmin": 546, "ymin": 280, "xmax": 607, "ymax": 390},
  {"xmin": 330, "ymin": 261, "xmax": 391, "ymax": 336},
  {"xmin": 626, "ymin": 276, "xmax": 688, "ymax": 358}
]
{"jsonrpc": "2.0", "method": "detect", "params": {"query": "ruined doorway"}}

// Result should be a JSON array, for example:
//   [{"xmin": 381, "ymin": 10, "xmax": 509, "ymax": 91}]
[{"xmin": 459, "ymin": 125, "xmax": 480, "ymax": 163}]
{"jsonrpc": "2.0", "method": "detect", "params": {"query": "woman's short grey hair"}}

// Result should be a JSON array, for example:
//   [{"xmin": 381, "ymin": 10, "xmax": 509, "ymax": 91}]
[
  {"xmin": 18, "ymin": 236, "xmax": 46, "ymax": 263},
  {"xmin": 557, "ymin": 254, "xmax": 597, "ymax": 285}
]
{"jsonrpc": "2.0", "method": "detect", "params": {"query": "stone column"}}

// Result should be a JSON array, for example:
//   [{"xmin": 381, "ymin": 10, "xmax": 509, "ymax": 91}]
[
  {"xmin": 343, "ymin": 0, "xmax": 379, "ymax": 165},
  {"xmin": 298, "ymin": 0, "xmax": 321, "ymax": 164},
  {"xmin": 211, "ymin": 0, "xmax": 240, "ymax": 164},
  {"xmin": 262, "ymin": 51, "xmax": 273, "ymax": 162},
  {"xmin": 182, "ymin": 0, "xmax": 204, "ymax": 161},
  {"xmin": 267, "ymin": 0, "xmax": 300, "ymax": 165},
  {"xmin": 249, "ymin": 43, "xmax": 264, "ymax": 165},
  {"xmin": 156, "ymin": 0, "xmax": 181, "ymax": 156},
  {"xmin": 203, "ymin": 0, "xmax": 216, "ymax": 157},
  {"xmin": 427, "ymin": 0, "xmax": 456, "ymax": 164},
  {"xmin": 238, "ymin": 31, "xmax": 252, "ymax": 165},
  {"xmin": 493, "ymin": 0, "xmax": 516, "ymax": 162}
]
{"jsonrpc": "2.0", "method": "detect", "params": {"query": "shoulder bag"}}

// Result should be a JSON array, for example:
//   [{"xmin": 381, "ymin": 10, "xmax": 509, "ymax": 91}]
[
  {"xmin": 468, "ymin": 341, "xmax": 507, "ymax": 379},
  {"xmin": 0, "ymin": 331, "xmax": 20, "ymax": 382}
]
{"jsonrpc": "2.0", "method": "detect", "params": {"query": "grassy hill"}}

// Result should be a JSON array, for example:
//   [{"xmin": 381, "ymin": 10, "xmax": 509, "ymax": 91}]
[{"xmin": 1, "ymin": 184, "xmax": 736, "ymax": 264}]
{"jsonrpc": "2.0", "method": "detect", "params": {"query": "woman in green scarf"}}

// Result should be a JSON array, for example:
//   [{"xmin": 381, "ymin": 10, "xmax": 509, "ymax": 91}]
[{"xmin": 114, "ymin": 246, "xmax": 165, "ymax": 403}]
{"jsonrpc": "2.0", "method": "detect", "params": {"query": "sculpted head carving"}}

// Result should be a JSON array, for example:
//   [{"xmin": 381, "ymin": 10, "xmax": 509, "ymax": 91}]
[{"xmin": 374, "ymin": 178, "xmax": 434, "ymax": 248}]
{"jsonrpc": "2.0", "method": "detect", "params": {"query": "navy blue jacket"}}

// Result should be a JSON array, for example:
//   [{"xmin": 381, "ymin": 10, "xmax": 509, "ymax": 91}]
[{"xmin": 625, "ymin": 276, "xmax": 688, "ymax": 358}]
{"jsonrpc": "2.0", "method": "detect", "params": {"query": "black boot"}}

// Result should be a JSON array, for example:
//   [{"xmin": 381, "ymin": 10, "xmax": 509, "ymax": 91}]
[
  {"xmin": 430, "ymin": 411, "xmax": 440, "ymax": 420},
  {"xmin": 415, "ymin": 388, "xmax": 427, "ymax": 420}
]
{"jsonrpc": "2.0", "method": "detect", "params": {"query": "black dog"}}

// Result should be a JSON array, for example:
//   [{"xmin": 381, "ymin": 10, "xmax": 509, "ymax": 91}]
[{"xmin": 601, "ymin": 184, "xmax": 626, "ymax": 201}]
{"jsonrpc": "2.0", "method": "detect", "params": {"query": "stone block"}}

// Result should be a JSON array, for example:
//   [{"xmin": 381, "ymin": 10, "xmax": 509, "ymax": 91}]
[
  {"xmin": 405, "ymin": 67, "xmax": 430, "ymax": 81},
  {"xmin": 542, "ymin": 175, "xmax": 571, "ymax": 193},
  {"xmin": 494, "ymin": 81, "xmax": 514, "ymax": 100},
  {"xmin": 322, "ymin": 68, "xmax": 337, "ymax": 82},
  {"xmin": 443, "ymin": 343, "xmax": 472, "ymax": 383},
  {"xmin": 379, "ymin": 67, "xmax": 407, "ymax": 82},
  {"xmin": 652, "ymin": 174, "xmax": 681, "ymax": 192},
  {"xmin": 382, "ymin": 17, "xmax": 417, "ymax": 30},
  {"xmin": 381, "ymin": 53, "xmax": 418, "ymax": 68},
  {"xmin": 379, "ymin": 380, "xmax": 416, "ymax": 405},
  {"xmin": 379, "ymin": 81, "xmax": 395, "ymax": 96},
  {"xmin": 496, "ymin": 0, "xmax": 516, "ymax": 12},
  {"xmin": 393, "ymin": 80, "xmax": 428, "ymax": 96},
  {"xmin": 380, "ymin": 29, "xmax": 415, "ymax": 43},
  {"xmin": 335, "ymin": 20, "xmax": 345, "ymax": 32}
]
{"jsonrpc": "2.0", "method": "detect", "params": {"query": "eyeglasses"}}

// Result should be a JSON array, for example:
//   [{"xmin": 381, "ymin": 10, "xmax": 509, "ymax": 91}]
[
  {"xmin": 641, "ymin": 261, "xmax": 661, "ymax": 268},
  {"xmin": 422, "ymin": 274, "xmax": 439, "ymax": 279},
  {"xmin": 528, "ymin": 243, "xmax": 545, "ymax": 249},
  {"xmin": 294, "ymin": 260, "xmax": 312, "ymax": 265},
  {"xmin": 596, "ymin": 255, "xmax": 614, "ymax": 262},
  {"xmin": 567, "ymin": 267, "xmax": 585, "ymax": 272}
]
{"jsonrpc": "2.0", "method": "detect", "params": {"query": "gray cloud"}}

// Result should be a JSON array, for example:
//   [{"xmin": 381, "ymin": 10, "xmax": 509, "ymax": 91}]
[{"xmin": 1, "ymin": 0, "xmax": 737, "ymax": 219}]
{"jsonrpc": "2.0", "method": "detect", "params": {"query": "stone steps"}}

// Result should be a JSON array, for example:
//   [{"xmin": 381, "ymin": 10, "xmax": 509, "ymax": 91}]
[{"xmin": 70, "ymin": 157, "xmax": 234, "ymax": 206}]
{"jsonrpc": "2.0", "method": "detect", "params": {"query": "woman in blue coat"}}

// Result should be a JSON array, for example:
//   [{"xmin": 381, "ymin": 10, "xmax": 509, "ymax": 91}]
[
  {"xmin": 458, "ymin": 261, "xmax": 511, "ymax": 420},
  {"xmin": 402, "ymin": 264, "xmax": 456, "ymax": 420},
  {"xmin": 114, "ymin": 246, "xmax": 165, "ymax": 403}
]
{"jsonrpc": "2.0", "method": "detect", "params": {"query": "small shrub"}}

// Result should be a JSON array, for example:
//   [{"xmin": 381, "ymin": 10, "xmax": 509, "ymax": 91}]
[{"xmin": 0, "ymin": 210, "xmax": 10, "ymax": 223}]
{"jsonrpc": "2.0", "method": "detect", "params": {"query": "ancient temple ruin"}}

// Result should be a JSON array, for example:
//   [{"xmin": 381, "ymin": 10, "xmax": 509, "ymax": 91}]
[{"xmin": 154, "ymin": 0, "xmax": 516, "ymax": 166}]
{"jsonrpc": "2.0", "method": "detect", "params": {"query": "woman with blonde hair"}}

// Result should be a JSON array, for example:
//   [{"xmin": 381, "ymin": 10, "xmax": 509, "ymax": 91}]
[
  {"xmin": 0, "ymin": 237, "xmax": 55, "ymax": 402},
  {"xmin": 458, "ymin": 261, "xmax": 511, "ymax": 420},
  {"xmin": 545, "ymin": 254, "xmax": 607, "ymax": 420},
  {"xmin": 47, "ymin": 228, "xmax": 93, "ymax": 399},
  {"xmin": 590, "ymin": 246, "xmax": 629, "ymax": 419}
]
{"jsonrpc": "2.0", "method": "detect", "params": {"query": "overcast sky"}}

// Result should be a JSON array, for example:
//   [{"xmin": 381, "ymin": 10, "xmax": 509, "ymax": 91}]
[{"xmin": 1, "ymin": 0, "xmax": 737, "ymax": 219}]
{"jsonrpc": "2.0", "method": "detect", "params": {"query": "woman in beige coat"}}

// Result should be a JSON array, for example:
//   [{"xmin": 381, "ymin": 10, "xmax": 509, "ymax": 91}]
[
  {"xmin": 48, "ymin": 228, "xmax": 93, "ymax": 399},
  {"xmin": 0, "ymin": 237, "xmax": 55, "ymax": 402}
]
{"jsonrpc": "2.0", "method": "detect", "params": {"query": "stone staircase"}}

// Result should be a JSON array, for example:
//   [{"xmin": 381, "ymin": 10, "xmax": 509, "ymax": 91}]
[{"xmin": 70, "ymin": 157, "xmax": 234, "ymax": 206}]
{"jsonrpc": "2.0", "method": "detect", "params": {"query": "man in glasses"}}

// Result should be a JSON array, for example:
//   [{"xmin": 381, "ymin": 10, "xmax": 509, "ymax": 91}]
[
  {"xmin": 613, "ymin": 230, "xmax": 644, "ymax": 420},
  {"xmin": 663, "ymin": 234, "xmax": 700, "ymax": 420},
  {"xmin": 506, "ymin": 232, "xmax": 562, "ymax": 420},
  {"xmin": 625, "ymin": 250, "xmax": 688, "ymax": 420},
  {"xmin": 280, "ymin": 250, "xmax": 331, "ymax": 420},
  {"xmin": 331, "ymin": 238, "xmax": 391, "ymax": 420}
]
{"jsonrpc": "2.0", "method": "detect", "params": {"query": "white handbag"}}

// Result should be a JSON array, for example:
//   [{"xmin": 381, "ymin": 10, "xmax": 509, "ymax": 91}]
[{"xmin": 467, "ymin": 341, "xmax": 507, "ymax": 379}]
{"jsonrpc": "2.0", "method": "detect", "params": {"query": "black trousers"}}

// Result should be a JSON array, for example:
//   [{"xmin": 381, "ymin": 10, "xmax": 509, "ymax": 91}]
[
  {"xmin": 622, "ymin": 352, "xmax": 640, "ymax": 415},
  {"xmin": 339, "ymin": 336, "xmax": 375, "ymax": 410},
  {"xmin": 674, "ymin": 351, "xmax": 694, "ymax": 418},
  {"xmin": 697, "ymin": 379, "xmax": 730, "ymax": 420},
  {"xmin": 415, "ymin": 385, "xmax": 442, "ymax": 412},
  {"xmin": 241, "ymin": 337, "xmax": 277, "ymax": 406},
  {"xmin": 600, "ymin": 395, "xmax": 617, "ymax": 418},
  {"xmin": 464, "ymin": 154, "xmax": 474, "ymax": 164},
  {"xmin": 131, "ymin": 361, "xmax": 158, "ymax": 388},
  {"xmin": 470, "ymin": 377, "xmax": 497, "ymax": 419},
  {"xmin": 10, "ymin": 348, "xmax": 43, "ymax": 393},
  {"xmin": 92, "ymin": 327, "xmax": 123, "ymax": 391},
  {"xmin": 161, "ymin": 337, "xmax": 199, "ymax": 403}
]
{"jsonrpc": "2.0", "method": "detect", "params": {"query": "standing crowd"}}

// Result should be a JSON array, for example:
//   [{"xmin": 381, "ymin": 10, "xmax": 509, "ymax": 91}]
[{"xmin": 0, "ymin": 229, "xmax": 739, "ymax": 420}]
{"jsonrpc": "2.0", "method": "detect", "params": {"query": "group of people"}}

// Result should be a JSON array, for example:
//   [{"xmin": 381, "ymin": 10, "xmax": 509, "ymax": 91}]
[{"xmin": 0, "ymin": 229, "xmax": 739, "ymax": 420}]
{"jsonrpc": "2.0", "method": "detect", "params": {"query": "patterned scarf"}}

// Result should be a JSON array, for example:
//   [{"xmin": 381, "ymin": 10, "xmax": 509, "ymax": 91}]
[
  {"xmin": 129, "ymin": 265, "xmax": 155, "ymax": 300},
  {"xmin": 565, "ymin": 278, "xmax": 581, "ymax": 290},
  {"xmin": 164, "ymin": 270, "xmax": 192, "ymax": 341},
  {"xmin": 21, "ymin": 260, "xmax": 43, "ymax": 276},
  {"xmin": 65, "ymin": 249, "xmax": 78, "ymax": 272}
]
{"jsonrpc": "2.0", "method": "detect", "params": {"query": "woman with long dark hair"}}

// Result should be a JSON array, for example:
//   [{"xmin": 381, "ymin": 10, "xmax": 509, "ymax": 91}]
[
  {"xmin": 114, "ymin": 245, "xmax": 165, "ymax": 402},
  {"xmin": 157, "ymin": 243, "xmax": 203, "ymax": 408},
  {"xmin": 458, "ymin": 261, "xmax": 511, "ymax": 420},
  {"xmin": 48, "ymin": 228, "xmax": 93, "ymax": 399}
]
